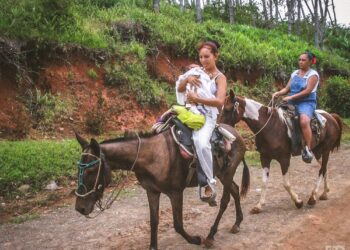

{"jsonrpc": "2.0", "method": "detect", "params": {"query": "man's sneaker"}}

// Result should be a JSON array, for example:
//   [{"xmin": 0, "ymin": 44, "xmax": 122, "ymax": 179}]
[{"xmin": 302, "ymin": 146, "xmax": 313, "ymax": 163}]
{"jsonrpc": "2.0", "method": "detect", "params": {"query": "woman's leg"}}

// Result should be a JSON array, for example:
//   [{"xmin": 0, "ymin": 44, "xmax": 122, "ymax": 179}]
[
  {"xmin": 299, "ymin": 114, "xmax": 312, "ymax": 148},
  {"xmin": 193, "ymin": 116, "xmax": 216, "ymax": 186},
  {"xmin": 296, "ymin": 101, "xmax": 315, "ymax": 163}
]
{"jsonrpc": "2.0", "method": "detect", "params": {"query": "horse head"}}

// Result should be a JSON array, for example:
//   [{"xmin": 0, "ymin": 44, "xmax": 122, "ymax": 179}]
[
  {"xmin": 220, "ymin": 89, "xmax": 245, "ymax": 125},
  {"xmin": 74, "ymin": 132, "xmax": 111, "ymax": 215}
]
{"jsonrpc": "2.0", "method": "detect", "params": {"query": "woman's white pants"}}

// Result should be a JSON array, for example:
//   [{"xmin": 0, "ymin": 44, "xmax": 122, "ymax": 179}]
[{"xmin": 192, "ymin": 114, "xmax": 217, "ymax": 186}]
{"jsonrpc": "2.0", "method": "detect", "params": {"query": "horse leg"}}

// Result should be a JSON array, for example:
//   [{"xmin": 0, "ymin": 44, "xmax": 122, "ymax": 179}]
[
  {"xmin": 203, "ymin": 186, "xmax": 231, "ymax": 248},
  {"xmin": 280, "ymin": 159, "xmax": 303, "ymax": 208},
  {"xmin": 251, "ymin": 156, "xmax": 271, "ymax": 214},
  {"xmin": 168, "ymin": 191, "xmax": 201, "ymax": 245},
  {"xmin": 229, "ymin": 180, "xmax": 243, "ymax": 234},
  {"xmin": 309, "ymin": 150, "xmax": 330, "ymax": 203},
  {"xmin": 319, "ymin": 169, "xmax": 330, "ymax": 200},
  {"xmin": 146, "ymin": 190, "xmax": 161, "ymax": 250}
]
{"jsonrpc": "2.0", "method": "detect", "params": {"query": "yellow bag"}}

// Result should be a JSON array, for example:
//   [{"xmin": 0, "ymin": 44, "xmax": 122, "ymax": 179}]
[{"xmin": 172, "ymin": 105, "xmax": 205, "ymax": 130}]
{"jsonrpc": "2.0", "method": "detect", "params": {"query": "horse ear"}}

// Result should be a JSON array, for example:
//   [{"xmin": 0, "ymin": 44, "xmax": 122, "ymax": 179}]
[
  {"xmin": 75, "ymin": 131, "xmax": 88, "ymax": 148},
  {"xmin": 229, "ymin": 89, "xmax": 235, "ymax": 100},
  {"xmin": 90, "ymin": 138, "xmax": 100, "ymax": 156}
]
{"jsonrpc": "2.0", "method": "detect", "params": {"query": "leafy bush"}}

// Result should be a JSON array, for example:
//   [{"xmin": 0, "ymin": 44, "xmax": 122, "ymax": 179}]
[
  {"xmin": 104, "ymin": 41, "xmax": 170, "ymax": 106},
  {"xmin": 321, "ymin": 76, "xmax": 350, "ymax": 117},
  {"xmin": 87, "ymin": 68, "xmax": 98, "ymax": 79},
  {"xmin": 229, "ymin": 75, "xmax": 276, "ymax": 104},
  {"xmin": 325, "ymin": 26, "xmax": 350, "ymax": 61},
  {"xmin": 0, "ymin": 0, "xmax": 75, "ymax": 38},
  {"xmin": 85, "ymin": 90, "xmax": 106, "ymax": 135},
  {"xmin": 23, "ymin": 89, "xmax": 68, "ymax": 132}
]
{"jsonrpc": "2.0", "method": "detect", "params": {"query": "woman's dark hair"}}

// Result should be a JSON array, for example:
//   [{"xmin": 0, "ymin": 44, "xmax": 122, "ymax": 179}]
[
  {"xmin": 302, "ymin": 50, "xmax": 317, "ymax": 64},
  {"xmin": 197, "ymin": 40, "xmax": 221, "ymax": 55}
]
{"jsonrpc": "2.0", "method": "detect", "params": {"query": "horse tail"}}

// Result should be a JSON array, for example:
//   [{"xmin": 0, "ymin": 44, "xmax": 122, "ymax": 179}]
[
  {"xmin": 330, "ymin": 113, "xmax": 343, "ymax": 152},
  {"xmin": 240, "ymin": 157, "xmax": 250, "ymax": 199}
]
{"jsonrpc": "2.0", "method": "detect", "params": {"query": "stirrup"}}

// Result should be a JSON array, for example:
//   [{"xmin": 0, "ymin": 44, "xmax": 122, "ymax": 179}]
[
  {"xmin": 199, "ymin": 185, "xmax": 217, "ymax": 207},
  {"xmin": 302, "ymin": 146, "xmax": 313, "ymax": 163}
]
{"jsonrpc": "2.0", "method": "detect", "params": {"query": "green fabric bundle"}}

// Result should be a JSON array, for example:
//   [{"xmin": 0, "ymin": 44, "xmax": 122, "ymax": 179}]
[{"xmin": 172, "ymin": 105, "xmax": 205, "ymax": 130}]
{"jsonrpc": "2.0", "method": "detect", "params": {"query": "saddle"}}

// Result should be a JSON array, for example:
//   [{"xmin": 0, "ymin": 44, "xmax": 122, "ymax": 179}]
[
  {"xmin": 279, "ymin": 103, "xmax": 326, "ymax": 156},
  {"xmin": 152, "ymin": 110, "xmax": 236, "ymax": 188}
]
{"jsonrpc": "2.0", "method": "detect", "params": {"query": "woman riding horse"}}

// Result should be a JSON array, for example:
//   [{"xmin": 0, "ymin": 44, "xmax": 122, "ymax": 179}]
[
  {"xmin": 221, "ymin": 90, "xmax": 342, "ymax": 213},
  {"xmin": 272, "ymin": 51, "xmax": 319, "ymax": 163},
  {"xmin": 176, "ymin": 40, "xmax": 227, "ymax": 203}
]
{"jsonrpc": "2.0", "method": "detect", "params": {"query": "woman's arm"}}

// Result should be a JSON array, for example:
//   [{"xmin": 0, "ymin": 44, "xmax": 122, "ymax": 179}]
[
  {"xmin": 283, "ymin": 75, "xmax": 318, "ymax": 101},
  {"xmin": 177, "ymin": 75, "xmax": 201, "ymax": 92},
  {"xmin": 272, "ymin": 78, "xmax": 291, "ymax": 98},
  {"xmin": 186, "ymin": 74, "xmax": 227, "ymax": 108}
]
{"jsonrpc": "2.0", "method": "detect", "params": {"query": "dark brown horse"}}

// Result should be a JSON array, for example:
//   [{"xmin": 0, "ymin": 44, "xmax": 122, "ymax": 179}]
[
  {"xmin": 220, "ymin": 90, "xmax": 342, "ymax": 214},
  {"xmin": 74, "ymin": 123, "xmax": 250, "ymax": 249}
]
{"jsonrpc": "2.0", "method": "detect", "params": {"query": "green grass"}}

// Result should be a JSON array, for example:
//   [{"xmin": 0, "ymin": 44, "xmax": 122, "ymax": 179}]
[
  {"xmin": 9, "ymin": 213, "xmax": 40, "ymax": 224},
  {"xmin": 0, "ymin": 139, "xmax": 81, "ymax": 197},
  {"xmin": 341, "ymin": 118, "xmax": 350, "ymax": 144},
  {"xmin": 244, "ymin": 150, "xmax": 260, "ymax": 167}
]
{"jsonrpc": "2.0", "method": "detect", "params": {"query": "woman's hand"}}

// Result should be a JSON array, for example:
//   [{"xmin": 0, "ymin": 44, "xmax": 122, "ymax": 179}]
[
  {"xmin": 272, "ymin": 91, "xmax": 280, "ymax": 99},
  {"xmin": 187, "ymin": 75, "xmax": 201, "ymax": 87},
  {"xmin": 186, "ymin": 90, "xmax": 199, "ymax": 103}
]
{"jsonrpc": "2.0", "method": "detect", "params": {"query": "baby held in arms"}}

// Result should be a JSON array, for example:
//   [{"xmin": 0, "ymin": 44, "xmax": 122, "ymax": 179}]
[{"xmin": 175, "ymin": 66, "xmax": 216, "ymax": 116}]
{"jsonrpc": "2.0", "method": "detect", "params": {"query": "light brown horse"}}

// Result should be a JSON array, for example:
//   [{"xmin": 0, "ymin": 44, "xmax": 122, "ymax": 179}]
[
  {"xmin": 220, "ymin": 90, "xmax": 342, "ymax": 214},
  {"xmin": 74, "ymin": 123, "xmax": 250, "ymax": 249}
]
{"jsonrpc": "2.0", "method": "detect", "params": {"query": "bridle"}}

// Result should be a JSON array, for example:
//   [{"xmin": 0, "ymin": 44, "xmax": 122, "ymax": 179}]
[{"xmin": 75, "ymin": 152, "xmax": 103, "ymax": 198}]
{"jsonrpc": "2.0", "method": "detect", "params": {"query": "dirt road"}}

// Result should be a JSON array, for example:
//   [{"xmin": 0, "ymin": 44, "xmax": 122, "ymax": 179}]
[{"xmin": 1, "ymin": 148, "xmax": 350, "ymax": 250}]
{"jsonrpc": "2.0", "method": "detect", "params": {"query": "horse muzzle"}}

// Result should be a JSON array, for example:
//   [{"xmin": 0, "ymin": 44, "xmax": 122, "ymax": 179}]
[{"xmin": 75, "ymin": 196, "xmax": 95, "ymax": 215}]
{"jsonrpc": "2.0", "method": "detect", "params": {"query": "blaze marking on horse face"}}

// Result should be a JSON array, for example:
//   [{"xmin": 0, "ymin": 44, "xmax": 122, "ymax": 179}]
[{"xmin": 243, "ymin": 99, "xmax": 262, "ymax": 120}]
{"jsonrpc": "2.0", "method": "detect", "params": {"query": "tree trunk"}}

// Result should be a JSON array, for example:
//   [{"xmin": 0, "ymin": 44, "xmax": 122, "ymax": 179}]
[
  {"xmin": 274, "ymin": 0, "xmax": 279, "ymax": 21},
  {"xmin": 331, "ymin": 0, "xmax": 337, "ymax": 26},
  {"xmin": 180, "ymin": 0, "xmax": 184, "ymax": 13},
  {"xmin": 314, "ymin": 0, "xmax": 320, "ymax": 48},
  {"xmin": 262, "ymin": 0, "xmax": 269, "ymax": 21},
  {"xmin": 319, "ymin": 0, "xmax": 329, "ymax": 49},
  {"xmin": 296, "ymin": 0, "xmax": 301, "ymax": 35},
  {"xmin": 287, "ymin": 0, "xmax": 295, "ymax": 35},
  {"xmin": 196, "ymin": 0, "xmax": 202, "ymax": 23},
  {"xmin": 269, "ymin": 0, "xmax": 273, "ymax": 20},
  {"xmin": 153, "ymin": 0, "xmax": 160, "ymax": 13},
  {"xmin": 228, "ymin": 0, "xmax": 235, "ymax": 24}
]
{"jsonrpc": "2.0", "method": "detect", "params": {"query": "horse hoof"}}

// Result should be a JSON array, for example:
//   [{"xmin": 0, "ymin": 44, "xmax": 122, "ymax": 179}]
[
  {"xmin": 319, "ymin": 193, "xmax": 328, "ymax": 200},
  {"xmin": 230, "ymin": 225, "xmax": 240, "ymax": 234},
  {"xmin": 190, "ymin": 236, "xmax": 202, "ymax": 245},
  {"xmin": 295, "ymin": 200, "xmax": 304, "ymax": 209},
  {"xmin": 250, "ymin": 207, "xmax": 261, "ymax": 214},
  {"xmin": 203, "ymin": 237, "xmax": 214, "ymax": 248},
  {"xmin": 307, "ymin": 197, "xmax": 316, "ymax": 206}
]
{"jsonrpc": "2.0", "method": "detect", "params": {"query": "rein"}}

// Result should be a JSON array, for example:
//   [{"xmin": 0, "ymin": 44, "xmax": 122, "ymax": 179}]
[
  {"xmin": 77, "ymin": 133, "xmax": 142, "ymax": 218},
  {"xmin": 250, "ymin": 97, "xmax": 275, "ymax": 138},
  {"xmin": 232, "ymin": 97, "xmax": 276, "ymax": 139}
]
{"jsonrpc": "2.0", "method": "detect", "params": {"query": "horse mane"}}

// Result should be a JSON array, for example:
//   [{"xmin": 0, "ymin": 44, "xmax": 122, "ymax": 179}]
[{"xmin": 100, "ymin": 130, "xmax": 156, "ymax": 144}]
